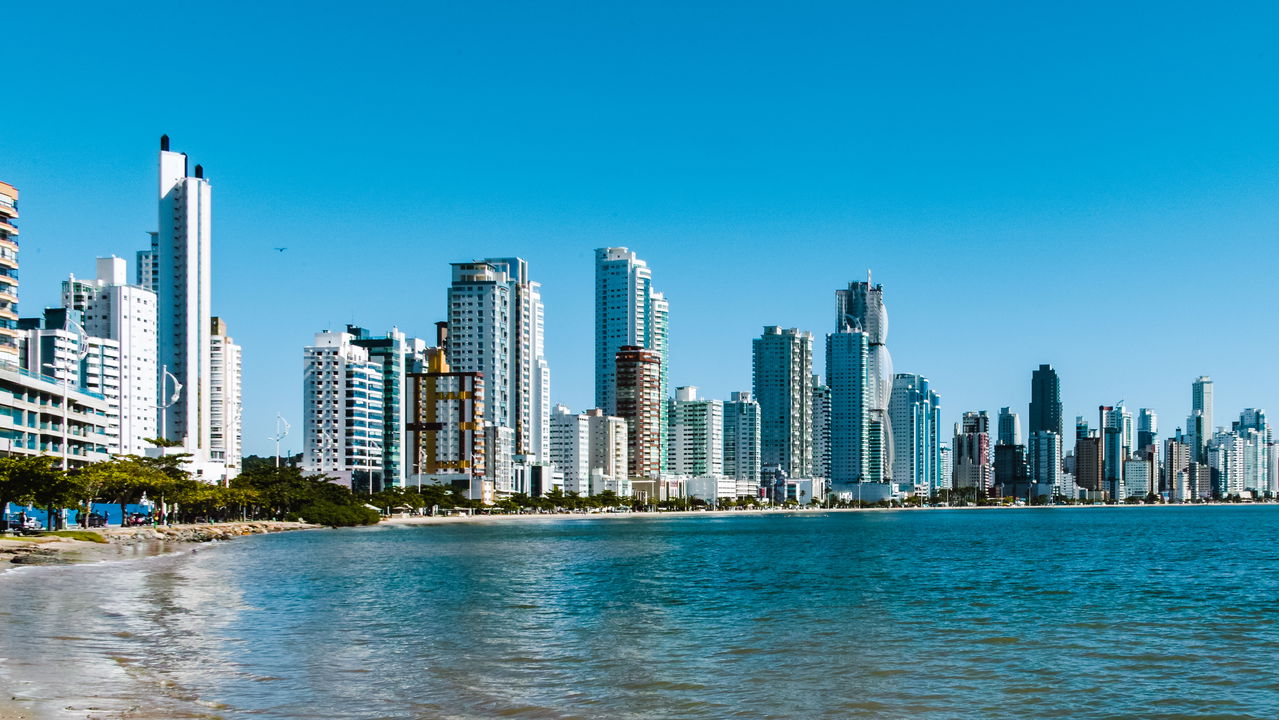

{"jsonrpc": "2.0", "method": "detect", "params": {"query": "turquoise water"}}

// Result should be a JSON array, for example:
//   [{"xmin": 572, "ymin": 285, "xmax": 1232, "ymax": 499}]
[{"xmin": 4, "ymin": 507, "xmax": 1279, "ymax": 719}]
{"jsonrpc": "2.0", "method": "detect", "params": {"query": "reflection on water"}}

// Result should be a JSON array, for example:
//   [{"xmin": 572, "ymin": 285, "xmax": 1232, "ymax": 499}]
[{"xmin": 4, "ymin": 507, "xmax": 1279, "ymax": 719}]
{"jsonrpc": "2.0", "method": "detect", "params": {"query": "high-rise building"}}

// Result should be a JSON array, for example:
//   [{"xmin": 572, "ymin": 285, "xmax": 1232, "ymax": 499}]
[
  {"xmin": 550, "ymin": 405, "xmax": 590, "ymax": 495},
  {"xmin": 1029, "ymin": 430, "xmax": 1062, "ymax": 496},
  {"xmin": 753, "ymin": 326, "xmax": 813, "ymax": 480},
  {"xmin": 1100, "ymin": 405, "xmax": 1133, "ymax": 499},
  {"xmin": 889, "ymin": 373, "xmax": 941, "ymax": 497},
  {"xmin": 953, "ymin": 411, "xmax": 991, "ymax": 493},
  {"xmin": 408, "ymin": 348, "xmax": 488, "ymax": 502},
  {"xmin": 993, "ymin": 443, "xmax": 1032, "ymax": 499},
  {"xmin": 811, "ymin": 374, "xmax": 831, "ymax": 481},
  {"xmin": 0, "ymin": 182, "xmax": 112, "ymax": 469},
  {"xmin": 825, "ymin": 329, "xmax": 868, "ymax": 493},
  {"xmin": 1074, "ymin": 432, "xmax": 1103, "ymax": 498},
  {"xmin": 1190, "ymin": 376, "xmax": 1213, "ymax": 463},
  {"xmin": 1164, "ymin": 436, "xmax": 1190, "ymax": 497},
  {"xmin": 834, "ymin": 275, "xmax": 893, "ymax": 482},
  {"xmin": 446, "ymin": 258, "xmax": 551, "ymax": 465},
  {"xmin": 939, "ymin": 443, "xmax": 953, "ymax": 491},
  {"xmin": 997, "ymin": 407, "xmax": 1022, "ymax": 447},
  {"xmin": 668, "ymin": 386, "xmax": 723, "ymax": 477},
  {"xmin": 1207, "ymin": 430, "xmax": 1243, "ymax": 498},
  {"xmin": 1027, "ymin": 365, "xmax": 1063, "ymax": 502},
  {"xmin": 62, "ymin": 257, "xmax": 159, "ymax": 456},
  {"xmin": 1136, "ymin": 408, "xmax": 1158, "ymax": 455},
  {"xmin": 594, "ymin": 248, "xmax": 667, "ymax": 428},
  {"xmin": 549, "ymin": 405, "xmax": 630, "ymax": 496},
  {"xmin": 348, "ymin": 326, "xmax": 430, "ymax": 487},
  {"xmin": 302, "ymin": 331, "xmax": 385, "ymax": 493},
  {"xmin": 723, "ymin": 391, "xmax": 761, "ymax": 498},
  {"xmin": 0, "ymin": 182, "xmax": 20, "ymax": 361},
  {"xmin": 1028, "ymin": 364, "xmax": 1062, "ymax": 436},
  {"xmin": 1234, "ymin": 409, "xmax": 1271, "ymax": 496},
  {"xmin": 209, "ymin": 318, "xmax": 242, "ymax": 478},
  {"xmin": 994, "ymin": 407, "xmax": 1032, "ymax": 497},
  {"xmin": 150, "ymin": 136, "xmax": 214, "ymax": 463},
  {"xmin": 615, "ymin": 346, "xmax": 662, "ymax": 479},
  {"xmin": 1123, "ymin": 456, "xmax": 1154, "ymax": 499},
  {"xmin": 1189, "ymin": 462, "xmax": 1213, "ymax": 500},
  {"xmin": 585, "ymin": 408, "xmax": 629, "ymax": 496}
]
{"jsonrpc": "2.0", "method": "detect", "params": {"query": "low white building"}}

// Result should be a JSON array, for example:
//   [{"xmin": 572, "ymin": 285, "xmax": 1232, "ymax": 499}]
[{"xmin": 685, "ymin": 474, "xmax": 736, "ymax": 504}]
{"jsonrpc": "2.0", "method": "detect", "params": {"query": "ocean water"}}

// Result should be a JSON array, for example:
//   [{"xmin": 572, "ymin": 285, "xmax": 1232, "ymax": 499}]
[{"xmin": 4, "ymin": 506, "xmax": 1279, "ymax": 719}]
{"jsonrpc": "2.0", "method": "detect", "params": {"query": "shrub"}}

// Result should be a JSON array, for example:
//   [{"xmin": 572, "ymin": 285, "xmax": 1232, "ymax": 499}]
[{"xmin": 297, "ymin": 501, "xmax": 380, "ymax": 527}]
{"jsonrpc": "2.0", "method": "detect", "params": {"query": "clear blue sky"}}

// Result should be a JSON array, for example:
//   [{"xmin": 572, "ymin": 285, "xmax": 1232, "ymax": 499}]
[{"xmin": 4, "ymin": 2, "xmax": 1279, "ymax": 455}]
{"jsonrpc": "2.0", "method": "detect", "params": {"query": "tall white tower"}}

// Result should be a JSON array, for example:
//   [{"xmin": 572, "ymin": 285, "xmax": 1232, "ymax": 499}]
[{"xmin": 153, "ymin": 135, "xmax": 212, "ymax": 459}]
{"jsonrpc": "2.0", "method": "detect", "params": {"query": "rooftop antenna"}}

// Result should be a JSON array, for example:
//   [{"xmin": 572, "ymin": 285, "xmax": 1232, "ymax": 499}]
[{"xmin": 269, "ymin": 414, "xmax": 291, "ymax": 468}]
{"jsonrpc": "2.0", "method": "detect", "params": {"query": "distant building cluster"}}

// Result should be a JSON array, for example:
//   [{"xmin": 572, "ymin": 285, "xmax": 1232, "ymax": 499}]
[
  {"xmin": 0, "ymin": 137, "xmax": 242, "ymax": 482},
  {"xmin": 302, "ymin": 239, "xmax": 1274, "ymax": 506}
]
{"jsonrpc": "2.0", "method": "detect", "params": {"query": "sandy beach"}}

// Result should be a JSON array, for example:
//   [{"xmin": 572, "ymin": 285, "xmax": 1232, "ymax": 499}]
[{"xmin": 380, "ymin": 502, "xmax": 1270, "ymax": 526}]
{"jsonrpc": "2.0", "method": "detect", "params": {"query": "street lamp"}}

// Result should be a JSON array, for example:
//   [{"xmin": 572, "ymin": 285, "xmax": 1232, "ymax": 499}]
[
  {"xmin": 156, "ymin": 364, "xmax": 183, "ymax": 440},
  {"xmin": 268, "ymin": 413, "xmax": 290, "ymax": 468}
]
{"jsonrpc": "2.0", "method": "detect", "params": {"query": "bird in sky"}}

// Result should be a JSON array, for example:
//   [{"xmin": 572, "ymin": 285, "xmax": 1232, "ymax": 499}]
[{"xmin": 273, "ymin": 247, "xmax": 288, "ymax": 253}]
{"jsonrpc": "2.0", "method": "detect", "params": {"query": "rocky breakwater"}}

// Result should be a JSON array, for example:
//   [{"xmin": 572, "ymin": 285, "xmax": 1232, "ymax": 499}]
[
  {"xmin": 104, "ymin": 521, "xmax": 318, "ymax": 545},
  {"xmin": 0, "ymin": 521, "xmax": 319, "ymax": 569}
]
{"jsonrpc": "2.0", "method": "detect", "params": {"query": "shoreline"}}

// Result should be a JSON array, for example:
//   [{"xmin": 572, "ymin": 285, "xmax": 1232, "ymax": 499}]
[
  {"xmin": 380, "ymin": 502, "xmax": 1274, "ymax": 525},
  {"xmin": 0, "ymin": 520, "xmax": 318, "ymax": 575}
]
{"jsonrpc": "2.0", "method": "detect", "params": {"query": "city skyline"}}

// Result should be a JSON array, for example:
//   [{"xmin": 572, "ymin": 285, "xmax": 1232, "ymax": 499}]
[
  {"xmin": 6, "ymin": 142, "xmax": 1276, "ymax": 458},
  {"xmin": 7, "ymin": 3, "xmax": 1279, "ymax": 456}
]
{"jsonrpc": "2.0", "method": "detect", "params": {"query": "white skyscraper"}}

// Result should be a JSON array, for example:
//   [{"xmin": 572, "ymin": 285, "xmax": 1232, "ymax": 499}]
[
  {"xmin": 302, "ymin": 331, "xmax": 385, "ymax": 492},
  {"xmin": 834, "ymin": 275, "xmax": 893, "ymax": 482},
  {"xmin": 889, "ymin": 373, "xmax": 941, "ymax": 497},
  {"xmin": 594, "ymin": 247, "xmax": 668, "ymax": 425},
  {"xmin": 550, "ymin": 405, "xmax": 591, "ymax": 495},
  {"xmin": 62, "ymin": 256, "xmax": 158, "ymax": 456},
  {"xmin": 143, "ymin": 136, "xmax": 242, "ymax": 481},
  {"xmin": 152, "ymin": 136, "xmax": 212, "ymax": 460},
  {"xmin": 446, "ymin": 258, "xmax": 550, "ymax": 467},
  {"xmin": 347, "ymin": 326, "xmax": 430, "ymax": 488},
  {"xmin": 1208, "ymin": 430, "xmax": 1244, "ymax": 498},
  {"xmin": 210, "ymin": 318, "xmax": 242, "ymax": 478},
  {"xmin": 668, "ymin": 386, "xmax": 723, "ymax": 477},
  {"xmin": 723, "ymin": 391, "xmax": 761, "ymax": 498}
]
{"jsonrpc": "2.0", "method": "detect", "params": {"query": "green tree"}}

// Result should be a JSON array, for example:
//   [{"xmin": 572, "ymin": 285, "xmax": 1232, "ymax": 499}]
[{"xmin": 0, "ymin": 456, "xmax": 63, "ymax": 529}]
